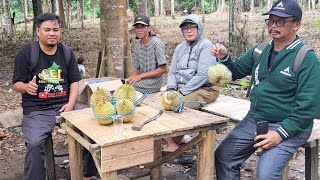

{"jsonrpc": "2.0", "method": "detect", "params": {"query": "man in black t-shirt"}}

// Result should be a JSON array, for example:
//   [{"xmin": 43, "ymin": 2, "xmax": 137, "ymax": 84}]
[{"xmin": 12, "ymin": 13, "xmax": 96, "ymax": 180}]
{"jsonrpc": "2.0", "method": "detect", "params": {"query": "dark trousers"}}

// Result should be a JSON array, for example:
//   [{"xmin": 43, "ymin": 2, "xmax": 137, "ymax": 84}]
[{"xmin": 22, "ymin": 105, "xmax": 97, "ymax": 180}]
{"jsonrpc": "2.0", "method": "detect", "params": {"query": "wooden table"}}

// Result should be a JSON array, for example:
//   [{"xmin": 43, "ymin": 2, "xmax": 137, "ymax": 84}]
[{"xmin": 60, "ymin": 93, "xmax": 229, "ymax": 180}]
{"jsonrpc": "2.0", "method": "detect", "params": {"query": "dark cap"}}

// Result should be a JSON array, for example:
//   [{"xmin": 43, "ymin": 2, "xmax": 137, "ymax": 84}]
[
  {"xmin": 179, "ymin": 19, "xmax": 196, "ymax": 28},
  {"xmin": 133, "ymin": 15, "xmax": 150, "ymax": 26},
  {"xmin": 263, "ymin": 0, "xmax": 302, "ymax": 20}
]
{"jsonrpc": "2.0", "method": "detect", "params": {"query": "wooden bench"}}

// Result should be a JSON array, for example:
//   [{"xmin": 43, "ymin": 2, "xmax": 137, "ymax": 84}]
[
  {"xmin": 0, "ymin": 109, "xmax": 56, "ymax": 180},
  {"xmin": 201, "ymin": 95, "xmax": 320, "ymax": 180}
]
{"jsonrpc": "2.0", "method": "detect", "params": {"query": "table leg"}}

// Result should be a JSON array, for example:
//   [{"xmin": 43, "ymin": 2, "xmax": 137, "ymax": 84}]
[
  {"xmin": 67, "ymin": 125, "xmax": 83, "ymax": 180},
  {"xmin": 150, "ymin": 139, "xmax": 162, "ymax": 180},
  {"xmin": 100, "ymin": 171, "xmax": 117, "ymax": 180},
  {"xmin": 197, "ymin": 130, "xmax": 216, "ymax": 180}
]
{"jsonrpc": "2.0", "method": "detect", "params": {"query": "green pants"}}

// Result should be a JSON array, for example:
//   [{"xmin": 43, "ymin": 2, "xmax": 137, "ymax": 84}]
[{"xmin": 183, "ymin": 86, "xmax": 219, "ymax": 110}]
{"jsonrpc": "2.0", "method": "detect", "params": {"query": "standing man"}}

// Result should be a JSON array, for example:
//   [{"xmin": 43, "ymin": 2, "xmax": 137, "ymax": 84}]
[
  {"xmin": 12, "ymin": 13, "xmax": 96, "ymax": 180},
  {"xmin": 127, "ymin": 15, "xmax": 167, "ymax": 94},
  {"xmin": 211, "ymin": 1, "xmax": 320, "ymax": 179}
]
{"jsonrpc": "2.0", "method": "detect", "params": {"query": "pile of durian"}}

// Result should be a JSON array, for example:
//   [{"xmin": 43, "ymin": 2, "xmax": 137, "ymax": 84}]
[{"xmin": 90, "ymin": 84, "xmax": 142, "ymax": 125}]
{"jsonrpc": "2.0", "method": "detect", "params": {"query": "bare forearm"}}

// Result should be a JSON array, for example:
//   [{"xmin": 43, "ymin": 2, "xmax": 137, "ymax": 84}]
[
  {"xmin": 140, "ymin": 66, "xmax": 167, "ymax": 79},
  {"xmin": 12, "ymin": 82, "xmax": 27, "ymax": 94},
  {"xmin": 68, "ymin": 82, "xmax": 79, "ymax": 106}
]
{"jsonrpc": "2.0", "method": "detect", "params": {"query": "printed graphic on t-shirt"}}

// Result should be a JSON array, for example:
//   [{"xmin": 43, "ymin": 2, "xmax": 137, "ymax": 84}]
[{"xmin": 37, "ymin": 62, "xmax": 67, "ymax": 99}]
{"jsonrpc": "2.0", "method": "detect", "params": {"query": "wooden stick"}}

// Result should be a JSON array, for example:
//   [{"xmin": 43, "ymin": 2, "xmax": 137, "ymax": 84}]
[
  {"xmin": 60, "ymin": 123, "xmax": 100, "ymax": 152},
  {"xmin": 145, "ymin": 133, "xmax": 206, "ymax": 169},
  {"xmin": 127, "ymin": 133, "xmax": 206, "ymax": 179}
]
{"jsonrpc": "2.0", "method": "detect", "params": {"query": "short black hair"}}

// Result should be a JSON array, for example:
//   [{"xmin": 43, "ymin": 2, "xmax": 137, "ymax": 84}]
[
  {"xmin": 77, "ymin": 56, "xmax": 85, "ymax": 64},
  {"xmin": 36, "ymin": 13, "xmax": 61, "ymax": 28}
]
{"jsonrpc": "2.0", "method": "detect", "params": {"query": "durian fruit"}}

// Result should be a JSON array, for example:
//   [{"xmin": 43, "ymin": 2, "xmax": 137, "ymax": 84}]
[
  {"xmin": 208, "ymin": 64, "xmax": 232, "ymax": 87},
  {"xmin": 161, "ymin": 91, "xmax": 183, "ymax": 111},
  {"xmin": 113, "ymin": 84, "xmax": 137, "ymax": 103},
  {"xmin": 90, "ymin": 87, "xmax": 112, "ymax": 108},
  {"xmin": 93, "ymin": 102, "xmax": 115, "ymax": 125},
  {"xmin": 116, "ymin": 99, "xmax": 135, "ymax": 122}
]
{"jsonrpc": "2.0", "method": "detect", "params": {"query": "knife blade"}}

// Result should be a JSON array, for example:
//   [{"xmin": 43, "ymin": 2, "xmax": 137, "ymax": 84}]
[{"xmin": 131, "ymin": 110, "xmax": 163, "ymax": 131}]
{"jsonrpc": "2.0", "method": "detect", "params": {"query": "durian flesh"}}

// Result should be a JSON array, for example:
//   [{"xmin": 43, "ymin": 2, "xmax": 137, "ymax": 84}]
[{"xmin": 161, "ymin": 91, "xmax": 183, "ymax": 111}]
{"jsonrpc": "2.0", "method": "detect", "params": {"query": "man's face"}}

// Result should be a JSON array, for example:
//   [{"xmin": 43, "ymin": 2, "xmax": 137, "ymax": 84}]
[
  {"xmin": 134, "ymin": 24, "xmax": 150, "ymax": 40},
  {"xmin": 36, "ymin": 20, "xmax": 61, "ymax": 47},
  {"xmin": 181, "ymin": 23, "xmax": 198, "ymax": 42},
  {"xmin": 266, "ymin": 15, "xmax": 300, "ymax": 40}
]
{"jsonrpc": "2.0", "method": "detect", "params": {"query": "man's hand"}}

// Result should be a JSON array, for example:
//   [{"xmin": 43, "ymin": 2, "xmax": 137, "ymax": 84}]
[
  {"xmin": 254, "ymin": 130, "xmax": 283, "ymax": 149},
  {"xmin": 59, "ymin": 102, "xmax": 75, "ymax": 112},
  {"xmin": 211, "ymin": 43, "xmax": 229, "ymax": 60},
  {"xmin": 25, "ymin": 76, "xmax": 38, "ymax": 96},
  {"xmin": 127, "ymin": 75, "xmax": 142, "ymax": 85}
]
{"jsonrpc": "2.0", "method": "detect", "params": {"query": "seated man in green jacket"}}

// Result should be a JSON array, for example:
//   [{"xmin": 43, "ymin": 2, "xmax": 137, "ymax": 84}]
[{"xmin": 211, "ymin": 0, "xmax": 320, "ymax": 179}]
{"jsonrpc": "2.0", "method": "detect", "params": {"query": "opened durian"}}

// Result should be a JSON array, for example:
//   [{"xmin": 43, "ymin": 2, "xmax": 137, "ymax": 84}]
[
  {"xmin": 161, "ymin": 91, "xmax": 183, "ymax": 111},
  {"xmin": 208, "ymin": 64, "xmax": 232, "ymax": 87}
]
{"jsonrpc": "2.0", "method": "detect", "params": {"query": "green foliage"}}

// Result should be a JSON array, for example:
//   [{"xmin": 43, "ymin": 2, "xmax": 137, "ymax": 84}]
[
  {"xmin": 317, "ymin": 19, "xmax": 320, "ymax": 31},
  {"xmin": 239, "ymin": 80, "xmax": 248, "ymax": 88}
]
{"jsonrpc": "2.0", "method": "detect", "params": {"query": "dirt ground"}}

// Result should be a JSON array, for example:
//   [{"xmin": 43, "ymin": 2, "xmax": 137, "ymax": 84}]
[{"xmin": 1, "ymin": 11, "xmax": 320, "ymax": 180}]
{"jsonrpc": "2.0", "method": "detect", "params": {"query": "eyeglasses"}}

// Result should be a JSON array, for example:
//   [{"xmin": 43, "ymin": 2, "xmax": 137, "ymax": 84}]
[
  {"xmin": 181, "ymin": 25, "xmax": 198, "ymax": 33},
  {"xmin": 265, "ymin": 19, "xmax": 295, "ymax": 27}
]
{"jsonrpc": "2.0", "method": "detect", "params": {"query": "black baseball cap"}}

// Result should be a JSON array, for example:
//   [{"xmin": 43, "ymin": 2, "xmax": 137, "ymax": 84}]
[
  {"xmin": 179, "ymin": 19, "xmax": 196, "ymax": 28},
  {"xmin": 133, "ymin": 15, "xmax": 150, "ymax": 26},
  {"xmin": 263, "ymin": 0, "xmax": 302, "ymax": 20}
]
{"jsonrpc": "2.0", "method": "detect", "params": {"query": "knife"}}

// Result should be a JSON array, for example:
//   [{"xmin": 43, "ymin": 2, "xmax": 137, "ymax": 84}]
[{"xmin": 131, "ymin": 110, "xmax": 163, "ymax": 131}]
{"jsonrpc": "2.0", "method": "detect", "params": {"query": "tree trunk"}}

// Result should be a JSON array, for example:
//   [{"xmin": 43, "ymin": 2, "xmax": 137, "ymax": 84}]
[
  {"xmin": 23, "ymin": 0, "xmax": 28, "ymax": 34},
  {"xmin": 154, "ymin": 0, "xmax": 159, "ymax": 17},
  {"xmin": 91, "ymin": 0, "xmax": 96, "ymax": 20},
  {"xmin": 3, "ymin": 0, "xmax": 13, "ymax": 37},
  {"xmin": 160, "ymin": 0, "xmax": 164, "ymax": 16},
  {"xmin": 42, "ymin": 0, "xmax": 50, "ymax": 12},
  {"xmin": 201, "ymin": 0, "xmax": 205, "ymax": 23},
  {"xmin": 32, "ymin": 0, "xmax": 43, "ymax": 41},
  {"xmin": 100, "ymin": 0, "xmax": 132, "ymax": 78},
  {"xmin": 0, "ymin": 0, "xmax": 2, "ymax": 30},
  {"xmin": 170, "ymin": 0, "xmax": 175, "ymax": 19},
  {"xmin": 79, "ymin": 0, "xmax": 84, "ymax": 28},
  {"xmin": 311, "ymin": 0, "xmax": 315, "ymax": 10},
  {"xmin": 139, "ymin": 0, "xmax": 148, "ymax": 16},
  {"xmin": 250, "ymin": 0, "xmax": 254, "ymax": 13},
  {"xmin": 229, "ymin": 0, "xmax": 235, "ymax": 48},
  {"xmin": 67, "ymin": 0, "xmax": 71, "ymax": 30},
  {"xmin": 51, "ymin": 0, "xmax": 57, "ymax": 13},
  {"xmin": 163, "ymin": 0, "xmax": 167, "ymax": 16},
  {"xmin": 57, "ymin": 0, "xmax": 66, "ymax": 28}
]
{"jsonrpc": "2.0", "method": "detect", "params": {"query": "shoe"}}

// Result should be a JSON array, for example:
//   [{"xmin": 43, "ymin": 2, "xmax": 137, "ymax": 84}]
[{"xmin": 171, "ymin": 154, "xmax": 196, "ymax": 165}]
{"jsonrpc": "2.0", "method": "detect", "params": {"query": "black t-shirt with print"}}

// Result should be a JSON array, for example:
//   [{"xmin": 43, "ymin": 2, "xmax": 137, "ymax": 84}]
[{"xmin": 12, "ymin": 43, "xmax": 81, "ymax": 115}]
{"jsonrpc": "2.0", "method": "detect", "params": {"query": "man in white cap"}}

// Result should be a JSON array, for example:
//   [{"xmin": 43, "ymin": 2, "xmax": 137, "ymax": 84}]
[{"xmin": 211, "ymin": 0, "xmax": 320, "ymax": 179}]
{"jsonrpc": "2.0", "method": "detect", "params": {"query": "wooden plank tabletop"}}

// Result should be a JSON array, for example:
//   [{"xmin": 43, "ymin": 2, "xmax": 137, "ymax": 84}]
[
  {"xmin": 201, "ymin": 94, "xmax": 250, "ymax": 121},
  {"xmin": 60, "ymin": 93, "xmax": 229, "ymax": 147}
]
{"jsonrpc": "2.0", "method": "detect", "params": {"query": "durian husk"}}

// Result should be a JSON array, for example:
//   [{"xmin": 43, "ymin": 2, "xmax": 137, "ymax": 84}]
[
  {"xmin": 208, "ymin": 64, "xmax": 232, "ymax": 87},
  {"xmin": 113, "ymin": 84, "xmax": 137, "ymax": 103},
  {"xmin": 161, "ymin": 91, "xmax": 183, "ymax": 111},
  {"xmin": 93, "ymin": 102, "xmax": 115, "ymax": 125},
  {"xmin": 116, "ymin": 99, "xmax": 135, "ymax": 122},
  {"xmin": 90, "ymin": 87, "xmax": 112, "ymax": 108}
]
